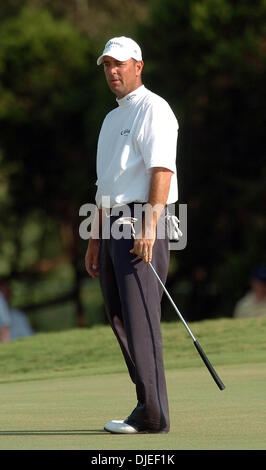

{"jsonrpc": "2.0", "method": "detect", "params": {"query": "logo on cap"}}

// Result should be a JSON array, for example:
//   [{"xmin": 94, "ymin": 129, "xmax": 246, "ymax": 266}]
[{"xmin": 106, "ymin": 40, "xmax": 123, "ymax": 49}]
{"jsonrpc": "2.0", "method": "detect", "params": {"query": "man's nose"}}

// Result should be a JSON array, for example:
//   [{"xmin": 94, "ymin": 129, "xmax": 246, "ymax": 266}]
[{"xmin": 108, "ymin": 65, "xmax": 118, "ymax": 75}]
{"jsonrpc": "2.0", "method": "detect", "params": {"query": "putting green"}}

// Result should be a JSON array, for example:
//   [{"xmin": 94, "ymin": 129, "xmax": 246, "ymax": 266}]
[{"xmin": 0, "ymin": 362, "xmax": 265, "ymax": 450}]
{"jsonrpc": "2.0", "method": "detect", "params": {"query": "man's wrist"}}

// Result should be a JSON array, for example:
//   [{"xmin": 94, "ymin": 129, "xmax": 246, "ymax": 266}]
[
  {"xmin": 143, "ymin": 202, "xmax": 165, "ymax": 235},
  {"xmin": 89, "ymin": 237, "xmax": 101, "ymax": 245}
]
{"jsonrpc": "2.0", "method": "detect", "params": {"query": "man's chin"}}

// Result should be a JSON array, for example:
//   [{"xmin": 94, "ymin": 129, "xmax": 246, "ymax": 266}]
[{"xmin": 109, "ymin": 83, "xmax": 124, "ymax": 96}]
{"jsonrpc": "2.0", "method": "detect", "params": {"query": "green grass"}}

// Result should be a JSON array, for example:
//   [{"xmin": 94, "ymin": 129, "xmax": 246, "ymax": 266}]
[
  {"xmin": 0, "ymin": 316, "xmax": 266, "ymax": 450},
  {"xmin": 0, "ymin": 316, "xmax": 266, "ymax": 383}
]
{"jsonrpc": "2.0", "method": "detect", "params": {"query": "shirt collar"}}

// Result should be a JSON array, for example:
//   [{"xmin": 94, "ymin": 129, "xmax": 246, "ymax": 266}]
[{"xmin": 116, "ymin": 85, "xmax": 146, "ymax": 107}]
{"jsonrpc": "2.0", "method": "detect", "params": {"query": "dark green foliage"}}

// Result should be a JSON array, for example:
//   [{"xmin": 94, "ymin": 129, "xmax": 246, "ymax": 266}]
[
  {"xmin": 0, "ymin": 1, "xmax": 265, "ymax": 325},
  {"xmin": 137, "ymin": 0, "xmax": 266, "ymax": 319}
]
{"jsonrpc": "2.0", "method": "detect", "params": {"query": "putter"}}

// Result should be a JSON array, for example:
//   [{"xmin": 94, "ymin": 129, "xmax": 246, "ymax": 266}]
[{"xmin": 116, "ymin": 216, "xmax": 225, "ymax": 391}]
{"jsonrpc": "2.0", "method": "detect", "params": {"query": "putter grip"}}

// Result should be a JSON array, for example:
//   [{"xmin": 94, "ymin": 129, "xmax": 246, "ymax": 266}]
[{"xmin": 194, "ymin": 340, "xmax": 225, "ymax": 390}]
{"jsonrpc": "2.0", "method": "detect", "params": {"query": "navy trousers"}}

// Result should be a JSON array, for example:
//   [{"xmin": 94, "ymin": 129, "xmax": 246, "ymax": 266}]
[{"xmin": 99, "ymin": 207, "xmax": 170, "ymax": 432}]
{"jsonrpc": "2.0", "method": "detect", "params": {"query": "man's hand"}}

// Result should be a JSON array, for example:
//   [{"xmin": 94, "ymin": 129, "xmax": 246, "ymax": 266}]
[
  {"xmin": 85, "ymin": 208, "xmax": 102, "ymax": 277},
  {"xmin": 130, "ymin": 225, "xmax": 156, "ymax": 264},
  {"xmin": 130, "ymin": 167, "xmax": 173, "ymax": 264},
  {"xmin": 85, "ymin": 238, "xmax": 100, "ymax": 278}
]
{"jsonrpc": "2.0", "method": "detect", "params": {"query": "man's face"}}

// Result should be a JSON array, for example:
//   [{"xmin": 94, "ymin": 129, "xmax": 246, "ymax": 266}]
[{"xmin": 103, "ymin": 56, "xmax": 143, "ymax": 99}]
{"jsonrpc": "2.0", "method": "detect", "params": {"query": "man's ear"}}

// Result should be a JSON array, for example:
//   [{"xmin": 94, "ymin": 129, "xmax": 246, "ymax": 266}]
[{"xmin": 136, "ymin": 60, "xmax": 144, "ymax": 76}]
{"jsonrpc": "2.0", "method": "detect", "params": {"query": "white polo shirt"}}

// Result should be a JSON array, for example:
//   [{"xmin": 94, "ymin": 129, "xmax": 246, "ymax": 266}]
[{"xmin": 95, "ymin": 85, "xmax": 178, "ymax": 208}]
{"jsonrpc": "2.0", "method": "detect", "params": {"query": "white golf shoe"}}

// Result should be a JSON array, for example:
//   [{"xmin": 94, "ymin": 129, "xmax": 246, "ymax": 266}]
[{"xmin": 104, "ymin": 419, "xmax": 139, "ymax": 434}]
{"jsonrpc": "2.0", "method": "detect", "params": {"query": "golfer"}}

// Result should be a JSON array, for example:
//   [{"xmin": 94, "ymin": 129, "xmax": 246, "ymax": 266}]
[{"xmin": 85, "ymin": 37, "xmax": 179, "ymax": 434}]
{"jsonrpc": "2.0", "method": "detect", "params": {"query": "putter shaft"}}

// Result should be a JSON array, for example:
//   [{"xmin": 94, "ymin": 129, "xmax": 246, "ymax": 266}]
[
  {"xmin": 116, "ymin": 216, "xmax": 225, "ymax": 390},
  {"xmin": 148, "ymin": 261, "xmax": 225, "ymax": 391}
]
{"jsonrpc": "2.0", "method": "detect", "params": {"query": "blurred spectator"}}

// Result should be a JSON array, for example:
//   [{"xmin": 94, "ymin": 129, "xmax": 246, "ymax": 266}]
[
  {"xmin": 0, "ymin": 282, "xmax": 34, "ymax": 343},
  {"xmin": 0, "ymin": 285, "xmax": 11, "ymax": 342},
  {"xmin": 233, "ymin": 266, "xmax": 266, "ymax": 318}
]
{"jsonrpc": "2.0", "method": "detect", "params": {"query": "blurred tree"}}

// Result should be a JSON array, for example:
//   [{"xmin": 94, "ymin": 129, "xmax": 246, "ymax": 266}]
[
  {"xmin": 137, "ymin": 0, "xmax": 266, "ymax": 319},
  {"xmin": 0, "ymin": 6, "xmax": 108, "ymax": 325},
  {"xmin": 0, "ymin": 0, "xmax": 149, "ymax": 39},
  {"xmin": 1, "ymin": 0, "xmax": 265, "ymax": 327},
  {"xmin": 0, "ymin": 2, "xmax": 151, "ymax": 328}
]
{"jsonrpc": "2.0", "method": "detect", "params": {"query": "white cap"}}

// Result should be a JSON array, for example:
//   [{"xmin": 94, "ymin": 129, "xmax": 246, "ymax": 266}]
[{"xmin": 97, "ymin": 36, "xmax": 142, "ymax": 65}]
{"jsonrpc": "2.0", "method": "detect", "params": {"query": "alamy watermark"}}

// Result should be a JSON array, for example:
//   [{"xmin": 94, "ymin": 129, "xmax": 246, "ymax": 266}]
[{"xmin": 79, "ymin": 196, "xmax": 187, "ymax": 251}]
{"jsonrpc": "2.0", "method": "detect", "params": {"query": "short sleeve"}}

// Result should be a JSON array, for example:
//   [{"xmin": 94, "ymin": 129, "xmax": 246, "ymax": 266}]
[{"xmin": 137, "ymin": 101, "xmax": 178, "ymax": 173}]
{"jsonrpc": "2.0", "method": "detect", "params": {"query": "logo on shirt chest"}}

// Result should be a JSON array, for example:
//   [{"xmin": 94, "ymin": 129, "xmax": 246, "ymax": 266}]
[{"xmin": 120, "ymin": 129, "xmax": 131, "ymax": 136}]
